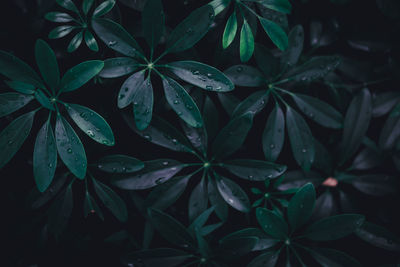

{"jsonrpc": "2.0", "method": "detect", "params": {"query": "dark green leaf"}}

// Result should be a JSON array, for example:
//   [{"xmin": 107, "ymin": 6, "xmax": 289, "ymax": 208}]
[
  {"xmin": 92, "ymin": 178, "xmax": 128, "ymax": 222},
  {"xmin": 284, "ymin": 56, "xmax": 340, "ymax": 82},
  {"xmin": 67, "ymin": 31, "xmax": 83, "ymax": 53},
  {"xmin": 256, "ymin": 207, "xmax": 288, "ymax": 240},
  {"xmin": 93, "ymin": 0, "xmax": 116, "ymax": 17},
  {"xmin": 49, "ymin": 25, "xmax": 75, "ymax": 39},
  {"xmin": 60, "ymin": 60, "xmax": 104, "ymax": 92},
  {"xmin": 48, "ymin": 184, "xmax": 73, "ymax": 236},
  {"xmin": 117, "ymin": 70, "xmax": 145, "ymax": 108},
  {"xmin": 56, "ymin": 0, "xmax": 79, "ymax": 13},
  {"xmin": 262, "ymin": 104, "xmax": 285, "ymax": 162},
  {"xmin": 222, "ymin": 11, "xmax": 237, "ymax": 49},
  {"xmin": 224, "ymin": 65, "xmax": 265, "ymax": 87},
  {"xmin": 304, "ymin": 214, "xmax": 365, "ymax": 241},
  {"xmin": 82, "ymin": 0, "xmax": 95, "ymax": 15},
  {"xmin": 66, "ymin": 103, "xmax": 114, "ymax": 146},
  {"xmin": 133, "ymin": 78, "xmax": 154, "ymax": 130},
  {"xmin": 220, "ymin": 228, "xmax": 277, "ymax": 251},
  {"xmin": 372, "ymin": 91, "xmax": 400, "ymax": 117},
  {"xmin": 240, "ymin": 19, "xmax": 254, "ymax": 62},
  {"xmin": 0, "ymin": 111, "xmax": 35, "ymax": 168},
  {"xmin": 216, "ymin": 176, "xmax": 251, "ymax": 212},
  {"xmin": 34, "ymin": 90, "xmax": 54, "ymax": 110},
  {"xmin": 287, "ymin": 183, "xmax": 315, "ymax": 231},
  {"xmin": 55, "ymin": 115, "xmax": 87, "ymax": 179},
  {"xmin": 222, "ymin": 159, "xmax": 286, "ymax": 180},
  {"xmin": 166, "ymin": 5, "xmax": 214, "ymax": 53},
  {"xmin": 351, "ymin": 174, "xmax": 397, "ymax": 196},
  {"xmin": 257, "ymin": 0, "xmax": 292, "ymax": 14},
  {"xmin": 45, "ymin": 12, "xmax": 74, "ymax": 22},
  {"xmin": 97, "ymin": 154, "xmax": 144, "ymax": 173},
  {"xmin": 4, "ymin": 81, "xmax": 36, "ymax": 94},
  {"xmin": 33, "ymin": 119, "xmax": 57, "ymax": 192},
  {"xmin": 379, "ymin": 104, "xmax": 400, "ymax": 150},
  {"xmin": 0, "ymin": 93, "xmax": 34, "ymax": 117},
  {"xmin": 148, "ymin": 208, "xmax": 196, "ymax": 248},
  {"xmin": 35, "ymin": 39, "xmax": 60, "ymax": 89},
  {"xmin": 99, "ymin": 57, "xmax": 139, "ymax": 78},
  {"xmin": 233, "ymin": 91, "xmax": 269, "ymax": 121},
  {"xmin": 84, "ymin": 191, "xmax": 104, "ymax": 220},
  {"xmin": 219, "ymin": 236, "xmax": 258, "ymax": 258},
  {"xmin": 209, "ymin": 0, "xmax": 231, "ymax": 15},
  {"xmin": 310, "ymin": 248, "xmax": 362, "ymax": 267},
  {"xmin": 281, "ymin": 25, "xmax": 304, "ymax": 67},
  {"xmin": 286, "ymin": 107, "xmax": 315, "ymax": 170},
  {"xmin": 340, "ymin": 88, "xmax": 372, "ymax": 164},
  {"xmin": 168, "ymin": 61, "xmax": 234, "ymax": 92},
  {"xmin": 248, "ymin": 251, "xmax": 279, "ymax": 267},
  {"xmin": 259, "ymin": 17, "xmax": 288, "ymax": 51},
  {"xmin": 291, "ymin": 93, "xmax": 343, "ymax": 129},
  {"xmin": 355, "ymin": 222, "xmax": 400, "ymax": 251},
  {"xmin": 254, "ymin": 43, "xmax": 280, "ymax": 80},
  {"xmin": 212, "ymin": 112, "xmax": 253, "ymax": 159},
  {"xmin": 84, "ymin": 30, "xmax": 99, "ymax": 52},
  {"xmin": 112, "ymin": 159, "xmax": 184, "ymax": 190},
  {"xmin": 142, "ymin": 0, "xmax": 164, "ymax": 49},
  {"xmin": 122, "ymin": 248, "xmax": 192, "ymax": 267},
  {"xmin": 30, "ymin": 172, "xmax": 68, "ymax": 209},
  {"xmin": 189, "ymin": 176, "xmax": 208, "ymax": 222},
  {"xmin": 208, "ymin": 177, "xmax": 228, "ymax": 221}
]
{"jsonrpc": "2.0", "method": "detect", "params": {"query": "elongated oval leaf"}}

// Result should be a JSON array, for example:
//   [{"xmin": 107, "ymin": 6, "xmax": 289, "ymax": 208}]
[
  {"xmin": 259, "ymin": 17, "xmax": 288, "ymax": 51},
  {"xmin": 142, "ymin": 0, "xmax": 164, "ymax": 49},
  {"xmin": 163, "ymin": 76, "xmax": 202, "ymax": 128},
  {"xmin": 310, "ymin": 248, "xmax": 362, "ymax": 267},
  {"xmin": 133, "ymin": 78, "xmax": 154, "ymax": 130},
  {"xmin": 92, "ymin": 178, "xmax": 128, "ymax": 222},
  {"xmin": 284, "ymin": 56, "xmax": 340, "ymax": 82},
  {"xmin": 122, "ymin": 248, "xmax": 192, "ymax": 267},
  {"xmin": 258, "ymin": 0, "xmax": 292, "ymax": 14},
  {"xmin": 166, "ymin": 5, "xmax": 214, "ymax": 53},
  {"xmin": 256, "ymin": 207, "xmax": 288, "ymax": 240},
  {"xmin": 60, "ymin": 60, "xmax": 104, "ymax": 92},
  {"xmin": 84, "ymin": 30, "xmax": 99, "ymax": 52},
  {"xmin": 34, "ymin": 90, "xmax": 55, "ymax": 111},
  {"xmin": 168, "ymin": 61, "xmax": 234, "ymax": 92},
  {"xmin": 281, "ymin": 25, "xmax": 304, "ymax": 67},
  {"xmin": 248, "ymin": 251, "xmax": 279, "ymax": 267},
  {"xmin": 67, "ymin": 31, "xmax": 84, "ymax": 53},
  {"xmin": 4, "ymin": 81, "xmax": 36, "ymax": 94},
  {"xmin": 222, "ymin": 11, "xmax": 237, "ymax": 49},
  {"xmin": 82, "ymin": 0, "xmax": 95, "ymax": 15},
  {"xmin": 66, "ymin": 103, "xmax": 114, "ymax": 146},
  {"xmin": 222, "ymin": 159, "xmax": 286, "ymax": 181},
  {"xmin": 56, "ymin": 0, "xmax": 79, "ymax": 13},
  {"xmin": 35, "ymin": 39, "xmax": 60, "ymax": 90},
  {"xmin": 304, "ymin": 214, "xmax": 365, "ymax": 241},
  {"xmin": 224, "ymin": 65, "xmax": 265, "ymax": 88},
  {"xmin": 262, "ymin": 104, "xmax": 285, "ymax": 162},
  {"xmin": 33, "ymin": 120, "xmax": 57, "ymax": 192},
  {"xmin": 97, "ymin": 154, "xmax": 144, "ymax": 173},
  {"xmin": 355, "ymin": 222, "xmax": 400, "ymax": 251},
  {"xmin": 208, "ymin": 177, "xmax": 228, "ymax": 221},
  {"xmin": 84, "ymin": 191, "xmax": 104, "ymax": 220},
  {"xmin": 286, "ymin": 107, "xmax": 315, "ymax": 170},
  {"xmin": 0, "ymin": 93, "xmax": 34, "ymax": 117},
  {"xmin": 232, "ymin": 90, "xmax": 269, "ymax": 119},
  {"xmin": 378, "ymin": 104, "xmax": 400, "ymax": 150},
  {"xmin": 55, "ymin": 115, "xmax": 87, "ymax": 179},
  {"xmin": 99, "ymin": 57, "xmax": 139, "ymax": 78},
  {"xmin": 48, "ymin": 184, "xmax": 73, "ymax": 236},
  {"xmin": 117, "ymin": 70, "xmax": 145, "ymax": 108},
  {"xmin": 112, "ymin": 159, "xmax": 184, "ymax": 190},
  {"xmin": 188, "ymin": 177, "xmax": 209, "ymax": 222},
  {"xmin": 287, "ymin": 183, "xmax": 315, "ymax": 231},
  {"xmin": 45, "ymin": 12, "xmax": 74, "ymax": 22},
  {"xmin": 93, "ymin": 0, "xmax": 116, "ymax": 17},
  {"xmin": 0, "ymin": 111, "xmax": 35, "ymax": 168},
  {"xmin": 49, "ymin": 25, "xmax": 75, "ymax": 39},
  {"xmin": 216, "ymin": 176, "xmax": 251, "ymax": 213},
  {"xmin": 240, "ymin": 19, "xmax": 254, "ymax": 62}
]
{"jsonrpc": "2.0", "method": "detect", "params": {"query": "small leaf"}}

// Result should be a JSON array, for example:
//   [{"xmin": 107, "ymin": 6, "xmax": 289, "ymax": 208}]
[
  {"xmin": 209, "ymin": 0, "xmax": 231, "ymax": 15},
  {"xmin": 67, "ymin": 31, "xmax": 83, "ymax": 53},
  {"xmin": 258, "ymin": 0, "xmax": 292, "ymax": 14},
  {"xmin": 287, "ymin": 183, "xmax": 315, "ymax": 231},
  {"xmin": 168, "ymin": 61, "xmax": 234, "ymax": 92},
  {"xmin": 148, "ymin": 208, "xmax": 196, "ymax": 248},
  {"xmin": 216, "ymin": 176, "xmax": 251, "ymax": 212},
  {"xmin": 49, "ymin": 25, "xmax": 75, "ymax": 39},
  {"xmin": 82, "ymin": 0, "xmax": 95, "ymax": 15},
  {"xmin": 247, "ymin": 251, "xmax": 279, "ymax": 267},
  {"xmin": 310, "ymin": 248, "xmax": 362, "ymax": 267},
  {"xmin": 259, "ymin": 17, "xmax": 288, "ymax": 51},
  {"xmin": 224, "ymin": 65, "xmax": 265, "ymax": 88},
  {"xmin": 92, "ymin": 178, "xmax": 128, "ymax": 222},
  {"xmin": 133, "ymin": 78, "xmax": 154, "ymax": 130},
  {"xmin": 56, "ymin": 0, "xmax": 79, "ymax": 13},
  {"xmin": 112, "ymin": 159, "xmax": 184, "ymax": 190},
  {"xmin": 304, "ymin": 214, "xmax": 365, "ymax": 241},
  {"xmin": 66, "ymin": 103, "xmax": 115, "ymax": 146},
  {"xmin": 163, "ymin": 76, "xmax": 203, "ymax": 128},
  {"xmin": 188, "ymin": 176, "xmax": 208, "ymax": 222},
  {"xmin": 256, "ymin": 207, "xmax": 288, "ymax": 240},
  {"xmin": 117, "ymin": 70, "xmax": 145, "ymax": 108},
  {"xmin": 240, "ymin": 19, "xmax": 254, "ymax": 62},
  {"xmin": 60, "ymin": 60, "xmax": 104, "ymax": 92},
  {"xmin": 355, "ymin": 222, "xmax": 400, "ymax": 251},
  {"xmin": 34, "ymin": 90, "xmax": 54, "ymax": 111},
  {"xmin": 0, "ymin": 93, "xmax": 34, "ymax": 117},
  {"xmin": 33, "ymin": 120, "xmax": 57, "ymax": 192},
  {"xmin": 92, "ymin": 18, "xmax": 144, "ymax": 58},
  {"xmin": 340, "ymin": 88, "xmax": 372, "ymax": 164},
  {"xmin": 291, "ymin": 93, "xmax": 343, "ymax": 129},
  {"xmin": 166, "ymin": 5, "xmax": 214, "ymax": 53},
  {"xmin": 93, "ymin": 0, "xmax": 116, "ymax": 17},
  {"xmin": 97, "ymin": 154, "xmax": 144, "ymax": 173},
  {"xmin": 0, "ymin": 111, "xmax": 35, "ymax": 168},
  {"xmin": 262, "ymin": 104, "xmax": 285, "ymax": 162},
  {"xmin": 281, "ymin": 25, "xmax": 304, "ymax": 67},
  {"xmin": 222, "ymin": 11, "xmax": 237, "ymax": 49},
  {"xmin": 142, "ymin": 0, "xmax": 164, "ymax": 49},
  {"xmin": 100, "ymin": 57, "xmax": 139, "ymax": 78},
  {"xmin": 84, "ymin": 30, "xmax": 99, "ymax": 52},
  {"xmin": 286, "ymin": 107, "xmax": 315, "ymax": 170},
  {"xmin": 45, "ymin": 12, "xmax": 74, "ymax": 22},
  {"xmin": 35, "ymin": 39, "xmax": 60, "ymax": 90},
  {"xmin": 55, "ymin": 115, "xmax": 87, "ymax": 179},
  {"xmin": 222, "ymin": 159, "xmax": 286, "ymax": 180}
]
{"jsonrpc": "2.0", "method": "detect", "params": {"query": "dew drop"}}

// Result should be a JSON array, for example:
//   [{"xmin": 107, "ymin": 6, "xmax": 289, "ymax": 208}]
[
  {"xmin": 108, "ymin": 40, "xmax": 117, "ymax": 46},
  {"xmin": 173, "ymin": 100, "xmax": 179, "ymax": 104},
  {"xmin": 269, "ymin": 144, "xmax": 275, "ymax": 149},
  {"xmin": 302, "ymin": 148, "xmax": 307, "ymax": 153},
  {"xmin": 236, "ymin": 66, "xmax": 243, "ymax": 72},
  {"xmin": 67, "ymin": 148, "xmax": 72, "ymax": 153},
  {"xmin": 87, "ymin": 130, "xmax": 95, "ymax": 137},
  {"xmin": 192, "ymin": 70, "xmax": 200, "ymax": 75},
  {"xmin": 206, "ymin": 85, "xmax": 213, "ymax": 90},
  {"xmin": 162, "ymin": 161, "xmax": 169, "ymax": 166}
]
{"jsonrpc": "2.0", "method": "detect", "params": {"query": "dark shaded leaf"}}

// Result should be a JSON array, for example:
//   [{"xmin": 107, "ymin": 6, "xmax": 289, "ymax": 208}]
[
  {"xmin": 222, "ymin": 11, "xmax": 237, "ymax": 49},
  {"xmin": 60, "ymin": 61, "xmax": 104, "ymax": 92},
  {"xmin": 0, "ymin": 93, "xmax": 34, "ymax": 117},
  {"xmin": 222, "ymin": 159, "xmax": 286, "ymax": 180},
  {"xmin": 35, "ymin": 39, "xmax": 59, "ymax": 89},
  {"xmin": 216, "ymin": 175, "xmax": 251, "ymax": 212},
  {"xmin": 262, "ymin": 104, "xmax": 285, "ymax": 162},
  {"xmin": 287, "ymin": 183, "xmax": 315, "ymax": 231},
  {"xmin": 224, "ymin": 65, "xmax": 265, "ymax": 87},
  {"xmin": 310, "ymin": 248, "xmax": 362, "ymax": 267},
  {"xmin": 256, "ymin": 207, "xmax": 288, "ymax": 240},
  {"xmin": 142, "ymin": 0, "xmax": 164, "ymax": 49},
  {"xmin": 240, "ymin": 19, "xmax": 254, "ymax": 62},
  {"xmin": 97, "ymin": 154, "xmax": 144, "ymax": 173},
  {"xmin": 355, "ymin": 222, "xmax": 400, "ymax": 251}
]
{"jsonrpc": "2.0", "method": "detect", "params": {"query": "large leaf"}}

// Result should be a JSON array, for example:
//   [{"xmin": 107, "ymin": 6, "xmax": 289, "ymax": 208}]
[
  {"xmin": 33, "ymin": 119, "xmax": 57, "ymax": 192},
  {"xmin": 284, "ymin": 56, "xmax": 340, "ymax": 82},
  {"xmin": 340, "ymin": 88, "xmax": 372, "ymax": 164},
  {"xmin": 166, "ymin": 5, "xmax": 214, "ymax": 53},
  {"xmin": 259, "ymin": 17, "xmax": 288, "ymax": 51},
  {"xmin": 55, "ymin": 115, "xmax": 87, "ymax": 179},
  {"xmin": 378, "ymin": 104, "xmax": 400, "ymax": 150},
  {"xmin": 97, "ymin": 154, "xmax": 144, "ymax": 174},
  {"xmin": 99, "ymin": 57, "xmax": 139, "ymax": 78},
  {"xmin": 92, "ymin": 18, "xmax": 144, "ymax": 57},
  {"xmin": 257, "ymin": 0, "xmax": 292, "ymax": 14},
  {"xmin": 0, "ymin": 93, "xmax": 34, "ymax": 117},
  {"xmin": 142, "ymin": 0, "xmax": 164, "ymax": 49},
  {"xmin": 351, "ymin": 174, "xmax": 397, "ymax": 196},
  {"xmin": 216, "ymin": 176, "xmax": 251, "ymax": 212},
  {"xmin": 92, "ymin": 178, "xmax": 128, "ymax": 222},
  {"xmin": 4, "ymin": 80, "xmax": 36, "ymax": 94},
  {"xmin": 0, "ymin": 51, "xmax": 43, "ymax": 88},
  {"xmin": 231, "ymin": 90, "xmax": 269, "ymax": 119},
  {"xmin": 45, "ymin": 12, "xmax": 74, "ymax": 22},
  {"xmin": 222, "ymin": 159, "xmax": 286, "ymax": 180},
  {"xmin": 304, "ymin": 214, "xmax": 365, "ymax": 241},
  {"xmin": 118, "ymin": 70, "xmax": 145, "ymax": 108},
  {"xmin": 35, "ymin": 39, "xmax": 60, "ymax": 90},
  {"xmin": 122, "ymin": 248, "xmax": 192, "ymax": 267},
  {"xmin": 66, "ymin": 103, "xmax": 115, "ymax": 146},
  {"xmin": 222, "ymin": 11, "xmax": 237, "ymax": 49},
  {"xmin": 0, "ymin": 111, "xmax": 35, "ymax": 168},
  {"xmin": 310, "ymin": 248, "xmax": 362, "ymax": 267},
  {"xmin": 291, "ymin": 93, "xmax": 343, "ymax": 129},
  {"xmin": 208, "ymin": 177, "xmax": 229, "ymax": 221},
  {"xmin": 281, "ymin": 25, "xmax": 304, "ymax": 67},
  {"xmin": 188, "ymin": 176, "xmax": 209, "ymax": 222},
  {"xmin": 224, "ymin": 65, "xmax": 265, "ymax": 88},
  {"xmin": 212, "ymin": 112, "xmax": 253, "ymax": 159},
  {"xmin": 48, "ymin": 184, "xmax": 73, "ymax": 236},
  {"xmin": 112, "ymin": 159, "xmax": 184, "ymax": 190},
  {"xmin": 240, "ymin": 19, "xmax": 254, "ymax": 62},
  {"xmin": 168, "ymin": 61, "xmax": 234, "ymax": 92},
  {"xmin": 148, "ymin": 208, "xmax": 196, "ymax": 248},
  {"xmin": 256, "ymin": 207, "xmax": 288, "ymax": 240},
  {"xmin": 132, "ymin": 78, "xmax": 154, "ymax": 130},
  {"xmin": 287, "ymin": 183, "xmax": 315, "ymax": 231},
  {"xmin": 262, "ymin": 104, "xmax": 285, "ymax": 162},
  {"xmin": 247, "ymin": 251, "xmax": 279, "ymax": 267},
  {"xmin": 60, "ymin": 61, "xmax": 104, "ymax": 92},
  {"xmin": 355, "ymin": 222, "xmax": 400, "ymax": 251},
  {"xmin": 162, "ymin": 76, "xmax": 203, "ymax": 128},
  {"xmin": 286, "ymin": 107, "xmax": 315, "ymax": 170}
]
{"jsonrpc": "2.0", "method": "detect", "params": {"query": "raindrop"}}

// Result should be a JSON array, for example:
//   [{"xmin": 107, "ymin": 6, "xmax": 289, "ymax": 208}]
[
  {"xmin": 87, "ymin": 130, "xmax": 95, "ymax": 137},
  {"xmin": 269, "ymin": 144, "xmax": 275, "ymax": 149},
  {"xmin": 108, "ymin": 40, "xmax": 117, "ymax": 46},
  {"xmin": 171, "ymin": 139, "xmax": 178, "ymax": 144},
  {"xmin": 67, "ymin": 148, "xmax": 72, "ymax": 153},
  {"xmin": 206, "ymin": 85, "xmax": 213, "ymax": 90},
  {"xmin": 162, "ymin": 161, "xmax": 169, "ymax": 166},
  {"xmin": 206, "ymin": 73, "xmax": 212, "ymax": 77},
  {"xmin": 301, "ymin": 148, "xmax": 307, "ymax": 153},
  {"xmin": 98, "ymin": 164, "xmax": 103, "ymax": 169},
  {"xmin": 173, "ymin": 100, "xmax": 180, "ymax": 104},
  {"xmin": 7, "ymin": 140, "xmax": 13, "ymax": 145},
  {"xmin": 248, "ymin": 175, "xmax": 254, "ymax": 179},
  {"xmin": 155, "ymin": 177, "xmax": 164, "ymax": 184},
  {"xmin": 102, "ymin": 140, "xmax": 109, "ymax": 145},
  {"xmin": 144, "ymin": 135, "xmax": 152, "ymax": 141},
  {"xmin": 185, "ymin": 28, "xmax": 193, "ymax": 34},
  {"xmin": 236, "ymin": 66, "xmax": 243, "ymax": 72},
  {"xmin": 192, "ymin": 70, "xmax": 200, "ymax": 75}
]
